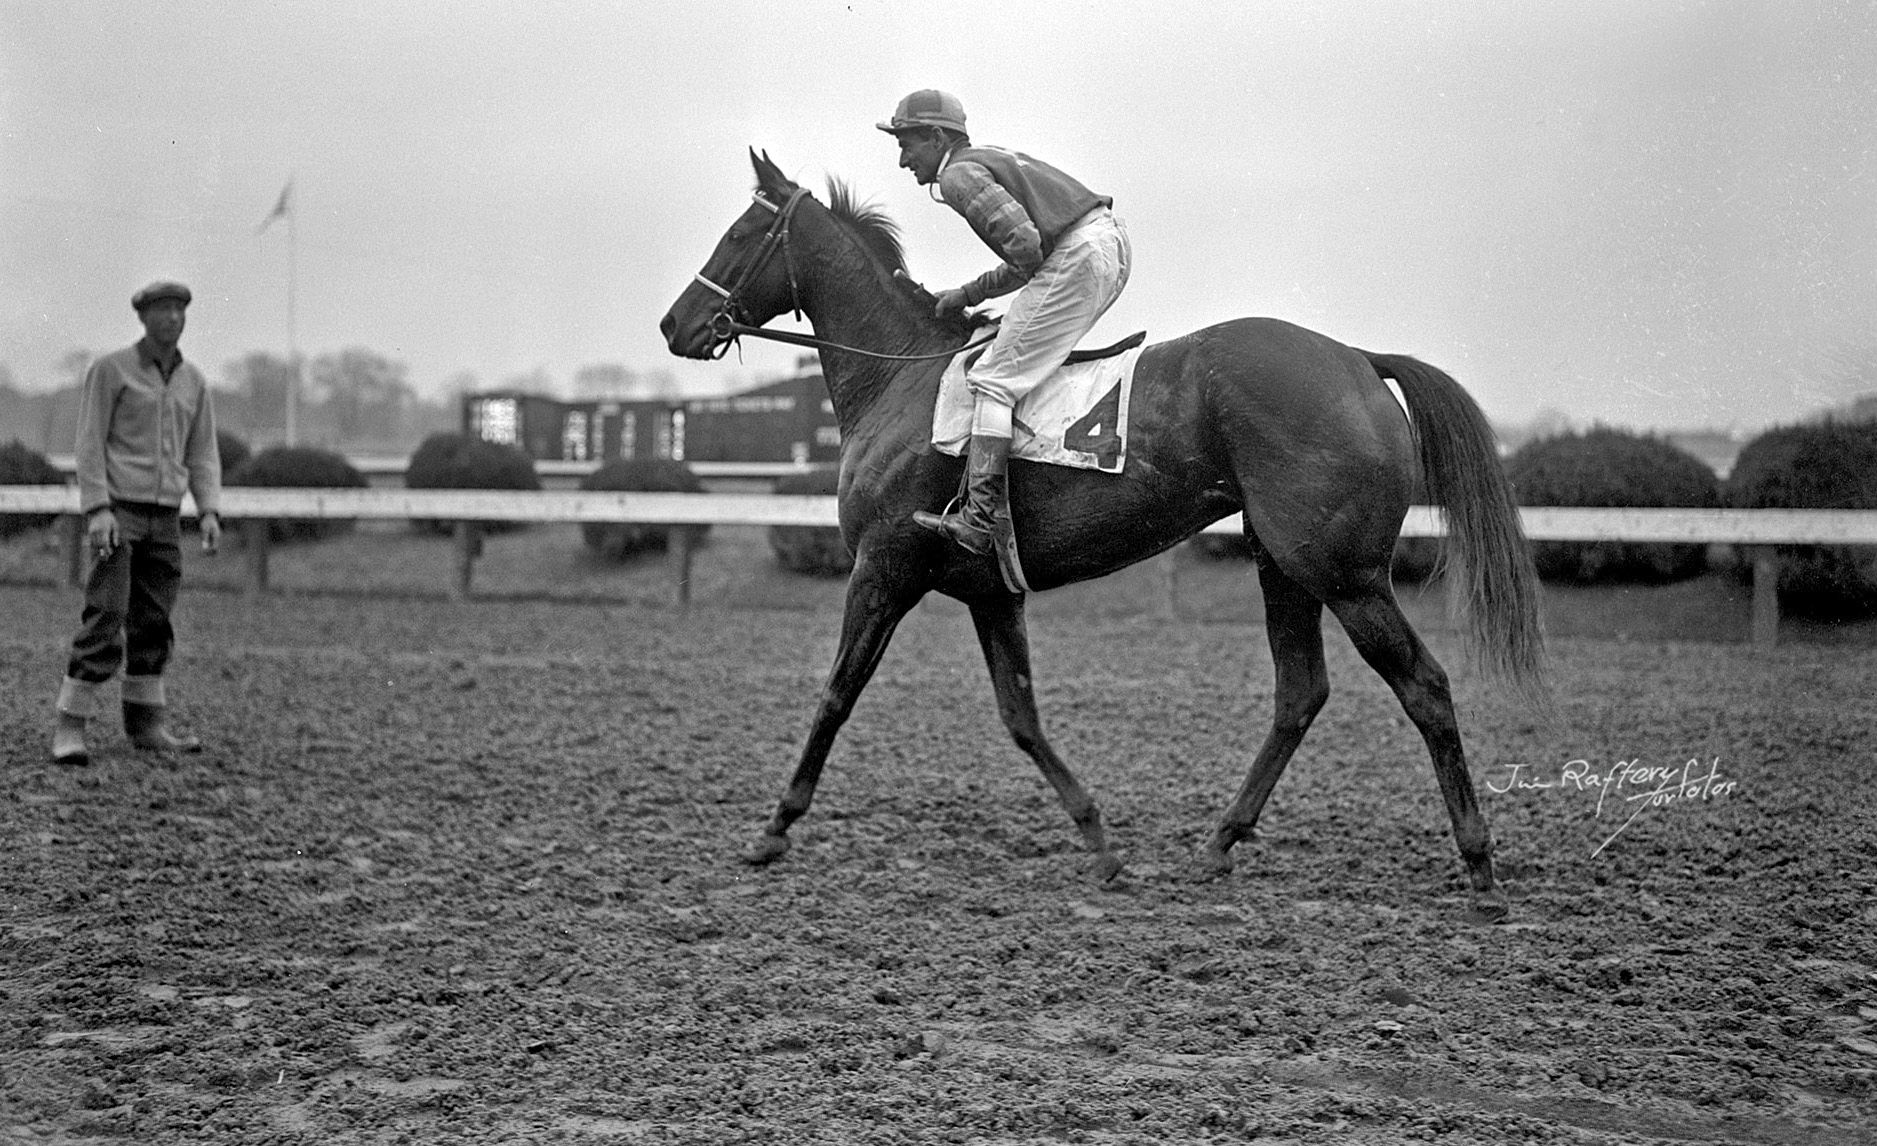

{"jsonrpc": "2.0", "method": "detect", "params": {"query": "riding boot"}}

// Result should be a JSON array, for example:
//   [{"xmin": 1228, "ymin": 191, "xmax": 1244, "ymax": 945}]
[
  {"xmin": 123, "ymin": 703, "xmax": 203, "ymax": 753},
  {"xmin": 912, "ymin": 433, "xmax": 1011, "ymax": 556},
  {"xmin": 51, "ymin": 713, "xmax": 90, "ymax": 767}
]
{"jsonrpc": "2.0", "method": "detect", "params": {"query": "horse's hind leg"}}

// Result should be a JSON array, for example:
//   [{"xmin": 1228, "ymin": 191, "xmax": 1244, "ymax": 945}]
[
  {"xmin": 746, "ymin": 559, "xmax": 922, "ymax": 867},
  {"xmin": 968, "ymin": 594, "xmax": 1124, "ymax": 882},
  {"xmin": 1325, "ymin": 587, "xmax": 1506, "ymax": 920},
  {"xmin": 1202, "ymin": 558, "xmax": 1330, "ymax": 875}
]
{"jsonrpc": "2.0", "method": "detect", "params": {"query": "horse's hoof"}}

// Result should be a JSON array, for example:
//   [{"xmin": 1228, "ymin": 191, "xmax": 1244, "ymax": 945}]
[
  {"xmin": 742, "ymin": 833, "xmax": 791, "ymax": 867},
  {"xmin": 1091, "ymin": 853, "xmax": 1125, "ymax": 884},
  {"xmin": 1194, "ymin": 844, "xmax": 1235, "ymax": 881},
  {"xmin": 1468, "ymin": 887, "xmax": 1510, "ymax": 924}
]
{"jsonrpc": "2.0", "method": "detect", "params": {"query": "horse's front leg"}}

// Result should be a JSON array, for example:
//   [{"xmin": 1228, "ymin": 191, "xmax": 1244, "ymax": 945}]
[
  {"xmin": 968, "ymin": 594, "xmax": 1124, "ymax": 882},
  {"xmin": 745, "ymin": 554, "xmax": 922, "ymax": 867}
]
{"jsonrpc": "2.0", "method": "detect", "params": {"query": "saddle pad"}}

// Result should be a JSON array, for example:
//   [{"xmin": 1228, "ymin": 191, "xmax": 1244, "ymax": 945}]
[{"xmin": 932, "ymin": 344, "xmax": 1145, "ymax": 473}]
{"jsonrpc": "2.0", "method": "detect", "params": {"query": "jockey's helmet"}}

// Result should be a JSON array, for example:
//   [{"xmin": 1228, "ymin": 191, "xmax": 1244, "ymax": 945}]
[{"xmin": 876, "ymin": 90, "xmax": 967, "ymax": 135}]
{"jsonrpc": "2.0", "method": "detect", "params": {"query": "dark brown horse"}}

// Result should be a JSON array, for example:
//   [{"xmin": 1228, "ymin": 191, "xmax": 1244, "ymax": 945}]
[{"xmin": 661, "ymin": 151, "xmax": 1545, "ymax": 918}]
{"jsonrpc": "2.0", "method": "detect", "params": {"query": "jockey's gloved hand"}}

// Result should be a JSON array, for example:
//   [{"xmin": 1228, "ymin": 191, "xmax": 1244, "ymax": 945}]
[{"xmin": 932, "ymin": 289, "xmax": 970, "ymax": 317}]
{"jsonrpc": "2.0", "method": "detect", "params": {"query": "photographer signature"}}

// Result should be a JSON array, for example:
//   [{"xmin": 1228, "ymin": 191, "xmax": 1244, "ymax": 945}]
[{"xmin": 1487, "ymin": 757, "xmax": 1738, "ymax": 857}]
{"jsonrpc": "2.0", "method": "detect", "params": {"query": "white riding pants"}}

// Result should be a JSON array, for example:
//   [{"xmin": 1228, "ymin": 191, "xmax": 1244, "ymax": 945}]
[{"xmin": 968, "ymin": 208, "xmax": 1132, "ymax": 439}]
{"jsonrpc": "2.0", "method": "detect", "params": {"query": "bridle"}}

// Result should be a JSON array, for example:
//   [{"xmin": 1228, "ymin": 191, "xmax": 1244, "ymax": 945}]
[
  {"xmin": 693, "ymin": 187, "xmax": 995, "ymax": 363},
  {"xmin": 693, "ymin": 187, "xmax": 810, "ymax": 359}
]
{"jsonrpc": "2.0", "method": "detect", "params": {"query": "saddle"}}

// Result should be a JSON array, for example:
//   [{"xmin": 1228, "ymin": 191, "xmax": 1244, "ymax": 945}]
[
  {"xmin": 935, "ymin": 330, "xmax": 1150, "ymax": 595},
  {"xmin": 959, "ymin": 328, "xmax": 1146, "ymax": 373},
  {"xmin": 1064, "ymin": 331, "xmax": 1146, "ymax": 364}
]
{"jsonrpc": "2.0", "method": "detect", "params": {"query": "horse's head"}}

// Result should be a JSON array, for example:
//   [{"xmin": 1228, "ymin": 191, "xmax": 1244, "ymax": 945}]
[{"xmin": 661, "ymin": 150, "xmax": 815, "ymax": 360}]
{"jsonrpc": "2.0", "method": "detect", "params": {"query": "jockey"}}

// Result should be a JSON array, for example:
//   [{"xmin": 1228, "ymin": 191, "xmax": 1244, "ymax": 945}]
[{"xmin": 879, "ymin": 89, "xmax": 1132, "ymax": 556}]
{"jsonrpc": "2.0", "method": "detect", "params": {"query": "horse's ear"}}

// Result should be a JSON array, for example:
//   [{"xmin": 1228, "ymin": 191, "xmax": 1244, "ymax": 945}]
[{"xmin": 749, "ymin": 148, "xmax": 793, "ymax": 197}]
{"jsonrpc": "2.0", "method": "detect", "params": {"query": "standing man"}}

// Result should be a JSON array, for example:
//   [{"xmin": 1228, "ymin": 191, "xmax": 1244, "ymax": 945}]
[
  {"xmin": 878, "ymin": 90, "xmax": 1132, "ymax": 555},
  {"xmin": 51, "ymin": 281, "xmax": 222, "ymax": 766}
]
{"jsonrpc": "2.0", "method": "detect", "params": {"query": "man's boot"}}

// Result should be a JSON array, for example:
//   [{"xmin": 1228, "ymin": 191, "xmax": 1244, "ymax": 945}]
[
  {"xmin": 123, "ymin": 703, "xmax": 202, "ymax": 753},
  {"xmin": 122, "ymin": 674, "xmax": 201, "ymax": 753},
  {"xmin": 912, "ymin": 433, "xmax": 1010, "ymax": 556},
  {"xmin": 51, "ymin": 712, "xmax": 90, "ymax": 767},
  {"xmin": 52, "ymin": 676, "xmax": 100, "ymax": 766}
]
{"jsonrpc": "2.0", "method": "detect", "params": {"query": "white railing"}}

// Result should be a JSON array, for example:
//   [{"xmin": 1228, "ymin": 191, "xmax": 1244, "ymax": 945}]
[
  {"xmin": 48, "ymin": 454, "xmax": 821, "ymax": 485},
  {"xmin": 5, "ymin": 484, "xmax": 1874, "ymax": 644}
]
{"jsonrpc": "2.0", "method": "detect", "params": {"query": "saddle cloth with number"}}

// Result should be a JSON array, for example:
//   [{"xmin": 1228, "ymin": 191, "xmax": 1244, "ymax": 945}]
[{"xmin": 931, "ymin": 342, "xmax": 1146, "ymax": 474}]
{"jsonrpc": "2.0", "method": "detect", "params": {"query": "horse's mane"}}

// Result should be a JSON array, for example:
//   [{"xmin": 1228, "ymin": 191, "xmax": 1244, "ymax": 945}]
[
  {"xmin": 822, "ymin": 177, "xmax": 992, "ymax": 332},
  {"xmin": 825, "ymin": 178, "xmax": 907, "ymax": 275}
]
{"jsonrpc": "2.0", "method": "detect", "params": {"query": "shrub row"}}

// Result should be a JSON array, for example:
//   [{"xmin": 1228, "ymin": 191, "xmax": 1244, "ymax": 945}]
[
  {"xmin": 12, "ymin": 420, "xmax": 1874, "ymax": 606},
  {"xmin": 406, "ymin": 432, "xmax": 541, "ymax": 535},
  {"xmin": 227, "ymin": 445, "xmax": 368, "ymax": 544},
  {"xmin": 579, "ymin": 458, "xmax": 709, "ymax": 559},
  {"xmin": 768, "ymin": 466, "xmax": 852, "ymax": 576},
  {"xmin": 1506, "ymin": 427, "xmax": 1720, "ymax": 584},
  {"xmin": 1727, "ymin": 420, "xmax": 1877, "ymax": 616},
  {"xmin": 0, "ymin": 440, "xmax": 65, "ymax": 539},
  {"xmin": 1185, "ymin": 420, "xmax": 1877, "ymax": 617}
]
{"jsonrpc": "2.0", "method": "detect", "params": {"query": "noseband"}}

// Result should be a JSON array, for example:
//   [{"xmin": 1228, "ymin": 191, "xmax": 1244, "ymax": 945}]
[{"xmin": 691, "ymin": 187, "xmax": 996, "ymax": 364}]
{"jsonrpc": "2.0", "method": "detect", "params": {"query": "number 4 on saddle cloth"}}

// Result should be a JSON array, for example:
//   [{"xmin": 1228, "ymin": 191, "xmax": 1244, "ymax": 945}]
[
  {"xmin": 930, "ymin": 330, "xmax": 1148, "ymax": 474},
  {"xmin": 929, "ymin": 329, "xmax": 1147, "ymax": 594}
]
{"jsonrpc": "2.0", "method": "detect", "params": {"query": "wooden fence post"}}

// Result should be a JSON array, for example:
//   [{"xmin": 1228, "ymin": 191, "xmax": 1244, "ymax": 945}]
[
  {"xmin": 243, "ymin": 520, "xmax": 271, "ymax": 595},
  {"xmin": 668, "ymin": 525, "xmax": 699, "ymax": 608},
  {"xmin": 1750, "ymin": 546, "xmax": 1781, "ymax": 647},
  {"xmin": 63, "ymin": 513, "xmax": 85, "ymax": 588},
  {"xmin": 1156, "ymin": 549, "xmax": 1179, "ymax": 620},
  {"xmin": 452, "ymin": 521, "xmax": 481, "ymax": 600}
]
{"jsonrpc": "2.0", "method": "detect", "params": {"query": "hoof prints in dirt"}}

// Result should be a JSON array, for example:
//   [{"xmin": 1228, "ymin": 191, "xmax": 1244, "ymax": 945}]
[{"xmin": 3, "ymin": 589, "xmax": 1875, "ymax": 1143}]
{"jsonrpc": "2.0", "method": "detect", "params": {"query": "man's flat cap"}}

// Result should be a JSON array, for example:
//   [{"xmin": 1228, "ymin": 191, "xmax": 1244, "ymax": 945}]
[{"xmin": 132, "ymin": 281, "xmax": 193, "ymax": 310}]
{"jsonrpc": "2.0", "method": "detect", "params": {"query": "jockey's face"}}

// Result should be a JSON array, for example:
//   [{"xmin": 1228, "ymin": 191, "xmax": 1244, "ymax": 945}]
[{"xmin": 895, "ymin": 129, "xmax": 948, "ymax": 186}]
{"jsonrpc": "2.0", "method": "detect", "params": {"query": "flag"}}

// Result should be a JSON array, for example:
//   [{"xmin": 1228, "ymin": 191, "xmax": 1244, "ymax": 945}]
[{"xmin": 258, "ymin": 180, "xmax": 293, "ymax": 234}]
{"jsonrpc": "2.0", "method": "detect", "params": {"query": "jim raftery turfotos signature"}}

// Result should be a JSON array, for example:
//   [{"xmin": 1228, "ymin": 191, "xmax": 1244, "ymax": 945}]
[{"xmin": 1487, "ymin": 756, "xmax": 1740, "ymax": 858}]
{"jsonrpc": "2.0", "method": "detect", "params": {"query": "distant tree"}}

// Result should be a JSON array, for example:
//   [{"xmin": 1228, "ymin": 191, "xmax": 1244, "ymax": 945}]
[
  {"xmin": 501, "ymin": 366, "xmax": 555, "ymax": 397},
  {"xmin": 309, "ymin": 348, "xmax": 415, "ymax": 442},
  {"xmin": 642, "ymin": 368, "xmax": 680, "ymax": 399},
  {"xmin": 567, "ymin": 365, "xmax": 682, "ymax": 400},
  {"xmin": 221, "ymin": 351, "xmax": 298, "ymax": 429},
  {"xmin": 0, "ymin": 362, "xmax": 19, "ymax": 394},
  {"xmin": 59, "ymin": 349, "xmax": 93, "ymax": 389},
  {"xmin": 573, "ymin": 363, "xmax": 633, "ymax": 398}
]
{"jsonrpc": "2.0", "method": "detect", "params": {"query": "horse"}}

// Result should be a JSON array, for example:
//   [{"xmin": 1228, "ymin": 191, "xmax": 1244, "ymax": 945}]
[{"xmin": 660, "ymin": 150, "xmax": 1545, "ymax": 919}]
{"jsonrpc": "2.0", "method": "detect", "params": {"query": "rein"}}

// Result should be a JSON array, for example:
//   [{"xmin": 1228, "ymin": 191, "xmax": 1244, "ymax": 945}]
[
  {"xmin": 695, "ymin": 188, "xmax": 997, "ymax": 363},
  {"xmin": 711, "ymin": 315, "xmax": 996, "ymax": 363}
]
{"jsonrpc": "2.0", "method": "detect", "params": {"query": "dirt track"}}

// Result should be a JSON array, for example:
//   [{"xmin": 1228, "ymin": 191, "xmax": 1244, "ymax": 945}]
[{"xmin": 4, "ymin": 560, "xmax": 1876, "ymax": 1144}]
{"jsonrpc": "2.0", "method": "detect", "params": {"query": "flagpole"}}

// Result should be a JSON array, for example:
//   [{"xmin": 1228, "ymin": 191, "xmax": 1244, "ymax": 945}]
[{"xmin": 286, "ymin": 184, "xmax": 300, "ymax": 447}]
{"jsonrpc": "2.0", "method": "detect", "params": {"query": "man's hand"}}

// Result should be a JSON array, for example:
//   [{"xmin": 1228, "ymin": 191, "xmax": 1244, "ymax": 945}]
[
  {"xmin": 86, "ymin": 509, "xmax": 119, "ymax": 560},
  {"xmin": 932, "ymin": 289, "xmax": 971, "ymax": 318},
  {"xmin": 200, "ymin": 513, "xmax": 221, "ymax": 555}
]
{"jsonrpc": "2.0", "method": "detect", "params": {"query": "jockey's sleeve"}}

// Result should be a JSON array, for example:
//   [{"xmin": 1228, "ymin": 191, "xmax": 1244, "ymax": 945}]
[
  {"xmin": 960, "ymin": 263, "xmax": 1028, "ymax": 307},
  {"xmin": 939, "ymin": 160, "xmax": 1044, "ymax": 302}
]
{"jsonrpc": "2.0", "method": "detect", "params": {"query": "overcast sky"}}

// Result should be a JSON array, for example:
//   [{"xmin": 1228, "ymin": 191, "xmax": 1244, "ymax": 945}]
[{"xmin": 3, "ymin": 0, "xmax": 1873, "ymax": 432}]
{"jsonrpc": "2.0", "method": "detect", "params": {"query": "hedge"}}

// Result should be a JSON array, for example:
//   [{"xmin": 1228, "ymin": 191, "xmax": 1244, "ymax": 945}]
[
  {"xmin": 579, "ymin": 458, "xmax": 709, "ymax": 559},
  {"xmin": 1727, "ymin": 420, "xmax": 1877, "ymax": 618},
  {"xmin": 226, "ymin": 445, "xmax": 368, "ymax": 544},
  {"xmin": 768, "ymin": 467, "xmax": 851, "ymax": 576},
  {"xmin": 405, "ymin": 433, "xmax": 540, "ymax": 535},
  {"xmin": 217, "ymin": 430, "xmax": 252, "ymax": 477},
  {"xmin": 1505, "ymin": 427, "xmax": 1720, "ymax": 583},
  {"xmin": 0, "ymin": 440, "xmax": 64, "ymax": 539}
]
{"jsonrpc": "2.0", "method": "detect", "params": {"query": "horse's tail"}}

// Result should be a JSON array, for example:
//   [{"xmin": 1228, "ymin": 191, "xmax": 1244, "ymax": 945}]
[{"xmin": 1362, "ymin": 351, "xmax": 1549, "ymax": 706}]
